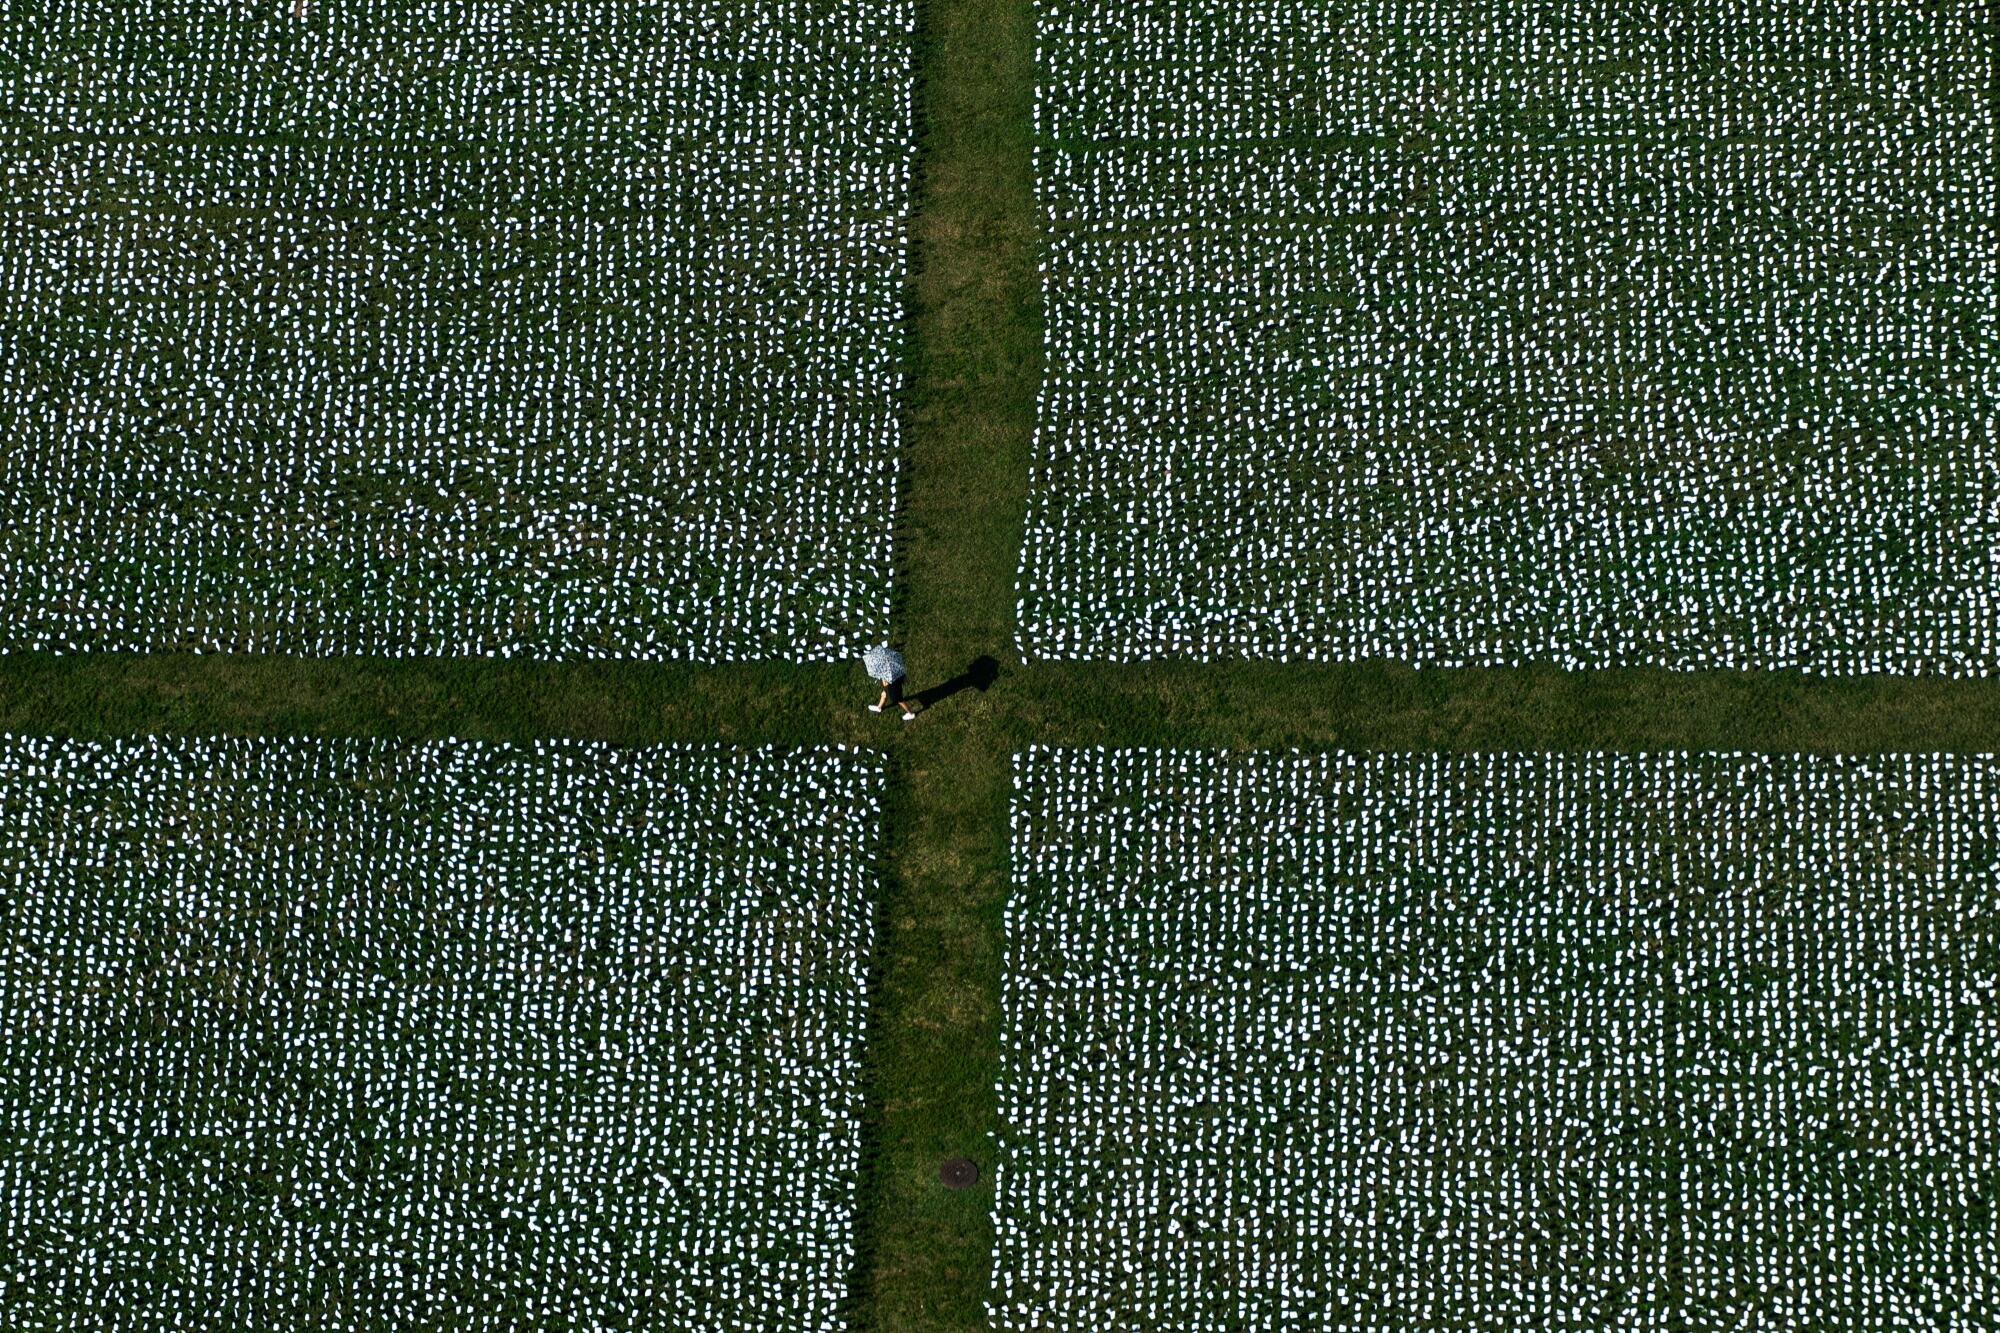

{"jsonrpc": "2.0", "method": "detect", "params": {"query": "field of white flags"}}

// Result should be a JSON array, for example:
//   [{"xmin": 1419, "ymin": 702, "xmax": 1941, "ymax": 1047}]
[
  {"xmin": 994, "ymin": 747, "xmax": 2000, "ymax": 1331},
  {"xmin": 0, "ymin": 0, "xmax": 911, "ymax": 660},
  {"xmin": 0, "ymin": 736, "xmax": 882, "ymax": 1331},
  {"xmin": 1017, "ymin": 1, "xmax": 2000, "ymax": 672}
]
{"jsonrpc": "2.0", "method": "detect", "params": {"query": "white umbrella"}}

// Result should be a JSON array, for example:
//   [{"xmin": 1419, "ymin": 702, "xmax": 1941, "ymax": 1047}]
[{"xmin": 862, "ymin": 645, "xmax": 905, "ymax": 682}]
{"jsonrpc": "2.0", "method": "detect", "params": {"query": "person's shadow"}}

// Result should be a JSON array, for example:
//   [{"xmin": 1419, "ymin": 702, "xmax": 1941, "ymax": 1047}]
[{"xmin": 913, "ymin": 655, "xmax": 999, "ymax": 713}]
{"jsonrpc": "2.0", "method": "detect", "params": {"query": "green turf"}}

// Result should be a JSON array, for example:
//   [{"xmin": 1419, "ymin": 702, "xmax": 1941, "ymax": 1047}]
[
  {"xmin": 8, "ymin": 655, "xmax": 2000, "ymax": 756},
  {"xmin": 5, "ymin": 0, "xmax": 2000, "ymax": 1328},
  {"xmin": 990, "ymin": 749, "xmax": 2000, "ymax": 1328},
  {"xmin": 1016, "ymin": 1, "xmax": 1998, "ymax": 674},
  {"xmin": 1, "ymin": 736, "xmax": 884, "ymax": 1329},
  {"xmin": 0, "ymin": 1, "xmax": 908, "ymax": 661}
]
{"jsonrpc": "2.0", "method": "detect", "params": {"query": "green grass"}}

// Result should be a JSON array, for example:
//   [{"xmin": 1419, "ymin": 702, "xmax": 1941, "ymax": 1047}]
[
  {"xmin": 5, "ymin": 1, "xmax": 2000, "ymax": 1329},
  {"xmin": 8, "ymin": 656, "xmax": 2000, "ymax": 756},
  {"xmin": 991, "ymin": 749, "xmax": 1999, "ymax": 1330},
  {"xmin": 1, "ymin": 737, "xmax": 883, "ymax": 1329},
  {"xmin": 1016, "ymin": 0, "xmax": 1999, "ymax": 673},
  {"xmin": 0, "ymin": 2, "xmax": 908, "ymax": 661}
]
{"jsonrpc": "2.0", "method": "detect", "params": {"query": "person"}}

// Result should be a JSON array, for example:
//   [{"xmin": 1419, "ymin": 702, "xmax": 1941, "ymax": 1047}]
[{"xmin": 869, "ymin": 674, "xmax": 917, "ymax": 721}]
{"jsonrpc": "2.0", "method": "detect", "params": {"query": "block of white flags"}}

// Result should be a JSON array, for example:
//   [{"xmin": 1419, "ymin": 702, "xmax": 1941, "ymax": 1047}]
[
  {"xmin": 0, "ymin": 734, "xmax": 885, "ymax": 1332},
  {"xmin": 0, "ymin": 0, "xmax": 914, "ymax": 661},
  {"xmin": 993, "ymin": 746, "xmax": 2000, "ymax": 1331},
  {"xmin": 1017, "ymin": 0, "xmax": 2000, "ymax": 672}
]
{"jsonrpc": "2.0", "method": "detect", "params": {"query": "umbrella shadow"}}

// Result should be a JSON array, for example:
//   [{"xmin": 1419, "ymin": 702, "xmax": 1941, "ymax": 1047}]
[{"xmin": 913, "ymin": 655, "xmax": 999, "ymax": 713}]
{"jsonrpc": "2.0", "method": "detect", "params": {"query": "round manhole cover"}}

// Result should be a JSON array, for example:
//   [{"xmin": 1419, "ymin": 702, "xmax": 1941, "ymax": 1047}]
[{"xmin": 938, "ymin": 1157, "xmax": 979, "ymax": 1189}]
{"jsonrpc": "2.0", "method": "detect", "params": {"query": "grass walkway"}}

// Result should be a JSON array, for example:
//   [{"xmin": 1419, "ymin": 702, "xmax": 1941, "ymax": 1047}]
[
  {"xmin": 855, "ymin": 0, "xmax": 1039, "ymax": 1324},
  {"xmin": 5, "ymin": 0, "xmax": 1999, "ymax": 1328},
  {"xmin": 9, "ymin": 655, "xmax": 1998, "ymax": 756}
]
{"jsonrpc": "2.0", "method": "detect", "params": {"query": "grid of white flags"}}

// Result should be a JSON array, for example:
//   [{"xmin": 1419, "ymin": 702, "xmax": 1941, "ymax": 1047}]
[
  {"xmin": 0, "ymin": 0, "xmax": 912, "ymax": 660},
  {"xmin": 995, "ymin": 746, "xmax": 2000, "ymax": 1330},
  {"xmin": 1018, "ymin": 0, "xmax": 2000, "ymax": 671},
  {"xmin": 0, "ymin": 735, "xmax": 882, "ymax": 1331}
]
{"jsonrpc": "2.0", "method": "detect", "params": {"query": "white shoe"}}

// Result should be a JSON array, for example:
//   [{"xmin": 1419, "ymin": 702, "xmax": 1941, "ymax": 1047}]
[
  {"xmin": 901, "ymin": 711, "xmax": 917, "ymax": 722},
  {"xmin": 868, "ymin": 704, "xmax": 883, "ymax": 712}
]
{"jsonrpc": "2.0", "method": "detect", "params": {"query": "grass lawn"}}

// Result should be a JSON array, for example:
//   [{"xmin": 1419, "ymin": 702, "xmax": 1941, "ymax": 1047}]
[
  {"xmin": 0, "ymin": 0, "xmax": 910, "ymax": 661},
  {"xmin": 1017, "ymin": 0, "xmax": 1999, "ymax": 673},
  {"xmin": 3, "ymin": 1, "xmax": 1999, "ymax": 1329},
  {"xmin": 992, "ymin": 749, "xmax": 1999, "ymax": 1329},
  {"xmin": 0, "ymin": 736, "xmax": 882, "ymax": 1329}
]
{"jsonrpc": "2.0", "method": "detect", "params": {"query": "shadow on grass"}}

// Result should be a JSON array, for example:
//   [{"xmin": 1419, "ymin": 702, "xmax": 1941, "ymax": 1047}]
[{"xmin": 914, "ymin": 654, "xmax": 1000, "ymax": 713}]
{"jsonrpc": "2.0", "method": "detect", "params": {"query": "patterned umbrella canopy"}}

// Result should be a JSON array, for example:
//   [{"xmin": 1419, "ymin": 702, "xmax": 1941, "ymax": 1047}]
[{"xmin": 862, "ymin": 645, "xmax": 905, "ymax": 682}]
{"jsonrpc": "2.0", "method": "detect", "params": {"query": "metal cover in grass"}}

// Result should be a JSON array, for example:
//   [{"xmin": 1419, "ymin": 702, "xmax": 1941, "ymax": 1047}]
[
  {"xmin": 0, "ymin": 0, "xmax": 912, "ymax": 661},
  {"xmin": 995, "ymin": 747, "xmax": 2000, "ymax": 1331},
  {"xmin": 1018, "ymin": 1, "xmax": 2000, "ymax": 672},
  {"xmin": 0, "ymin": 735, "xmax": 884, "ymax": 1330}
]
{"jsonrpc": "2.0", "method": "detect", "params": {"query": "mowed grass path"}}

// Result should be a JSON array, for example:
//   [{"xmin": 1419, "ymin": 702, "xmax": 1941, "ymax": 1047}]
[{"xmin": 5, "ymin": 1, "xmax": 2000, "ymax": 1329}]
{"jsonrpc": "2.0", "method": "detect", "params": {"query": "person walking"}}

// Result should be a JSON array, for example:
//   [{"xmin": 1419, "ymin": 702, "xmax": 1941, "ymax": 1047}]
[{"xmin": 863, "ymin": 645, "xmax": 917, "ymax": 721}]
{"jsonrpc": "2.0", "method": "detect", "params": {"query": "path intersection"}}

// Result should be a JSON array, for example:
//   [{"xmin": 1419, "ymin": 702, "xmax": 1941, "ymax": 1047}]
[{"xmin": 4, "ymin": 1, "xmax": 1996, "ymax": 1330}]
